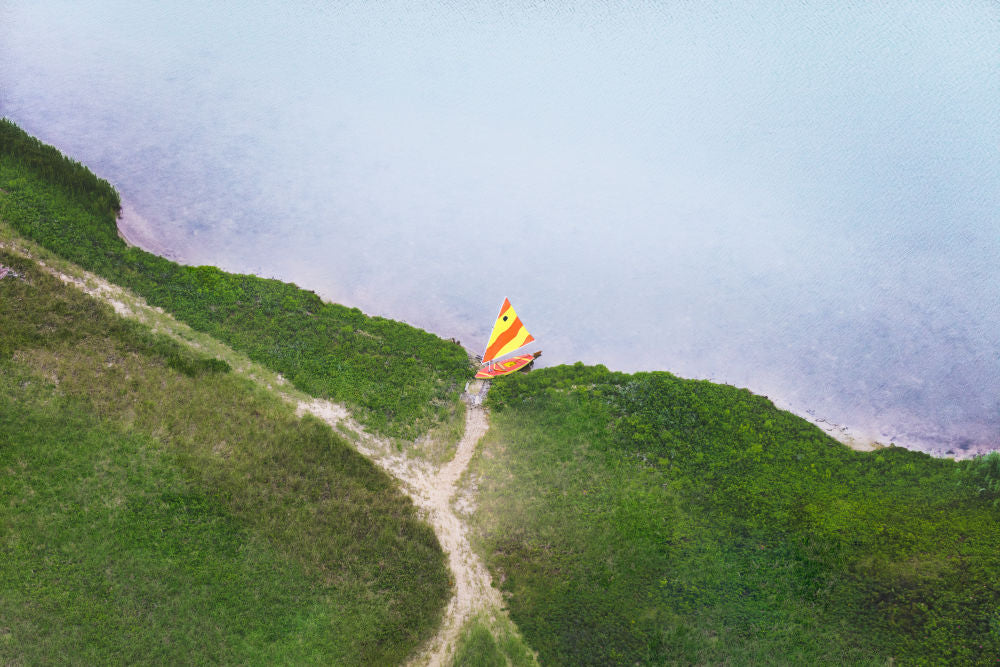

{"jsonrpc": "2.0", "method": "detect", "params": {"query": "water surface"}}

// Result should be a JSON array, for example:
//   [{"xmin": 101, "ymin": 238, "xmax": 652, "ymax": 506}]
[{"xmin": 3, "ymin": 1, "xmax": 998, "ymax": 455}]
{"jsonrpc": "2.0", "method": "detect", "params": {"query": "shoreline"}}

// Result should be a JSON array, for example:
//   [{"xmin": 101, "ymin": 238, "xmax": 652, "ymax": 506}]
[
  {"xmin": 116, "ymin": 199, "xmax": 184, "ymax": 262},
  {"xmin": 766, "ymin": 394, "xmax": 883, "ymax": 454},
  {"xmin": 110, "ymin": 204, "xmax": 987, "ymax": 461}
]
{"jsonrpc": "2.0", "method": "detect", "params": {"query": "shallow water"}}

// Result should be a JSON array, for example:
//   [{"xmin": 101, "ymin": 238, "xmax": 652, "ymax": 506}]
[{"xmin": 3, "ymin": 1, "xmax": 998, "ymax": 455}]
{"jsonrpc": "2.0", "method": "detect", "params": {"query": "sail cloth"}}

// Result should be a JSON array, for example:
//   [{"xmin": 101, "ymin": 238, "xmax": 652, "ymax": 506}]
[{"xmin": 482, "ymin": 298, "xmax": 535, "ymax": 363}]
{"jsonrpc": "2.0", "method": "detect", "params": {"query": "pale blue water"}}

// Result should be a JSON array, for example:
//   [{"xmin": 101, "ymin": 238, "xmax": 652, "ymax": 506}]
[{"xmin": 2, "ymin": 2, "xmax": 998, "ymax": 455}]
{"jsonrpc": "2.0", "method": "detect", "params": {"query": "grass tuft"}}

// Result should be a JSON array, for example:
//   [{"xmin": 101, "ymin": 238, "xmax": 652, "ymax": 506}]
[{"xmin": 452, "ymin": 614, "xmax": 537, "ymax": 667}]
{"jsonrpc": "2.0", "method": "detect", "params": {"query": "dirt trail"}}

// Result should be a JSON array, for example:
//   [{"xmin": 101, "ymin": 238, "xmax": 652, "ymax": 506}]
[
  {"xmin": 2, "ymin": 240, "xmax": 511, "ymax": 666},
  {"xmin": 297, "ymin": 382, "xmax": 506, "ymax": 666}
]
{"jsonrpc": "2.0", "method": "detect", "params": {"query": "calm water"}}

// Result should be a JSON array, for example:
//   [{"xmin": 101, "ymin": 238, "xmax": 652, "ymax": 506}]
[{"xmin": 3, "ymin": 2, "xmax": 998, "ymax": 455}]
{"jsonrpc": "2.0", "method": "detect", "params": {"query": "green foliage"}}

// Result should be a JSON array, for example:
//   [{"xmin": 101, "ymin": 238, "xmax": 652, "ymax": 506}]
[
  {"xmin": 0, "ymin": 400, "xmax": 316, "ymax": 664},
  {"xmin": 453, "ymin": 622, "xmax": 507, "ymax": 667},
  {"xmin": 962, "ymin": 452, "xmax": 1000, "ymax": 507},
  {"xmin": 472, "ymin": 364, "xmax": 1000, "ymax": 664},
  {"xmin": 0, "ymin": 253, "xmax": 450, "ymax": 663},
  {"xmin": 0, "ymin": 251, "xmax": 228, "ymax": 377},
  {"xmin": 0, "ymin": 118, "xmax": 120, "ymax": 217},
  {"xmin": 0, "ymin": 119, "xmax": 472, "ymax": 438},
  {"xmin": 452, "ymin": 615, "xmax": 537, "ymax": 667}
]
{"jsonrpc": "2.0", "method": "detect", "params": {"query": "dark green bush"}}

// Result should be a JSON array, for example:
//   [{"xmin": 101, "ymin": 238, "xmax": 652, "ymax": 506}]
[
  {"xmin": 962, "ymin": 452, "xmax": 1000, "ymax": 507},
  {"xmin": 0, "ymin": 118, "xmax": 120, "ymax": 217}
]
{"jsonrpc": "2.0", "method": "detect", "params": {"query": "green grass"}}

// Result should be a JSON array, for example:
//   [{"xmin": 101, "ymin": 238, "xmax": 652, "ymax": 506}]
[
  {"xmin": 416, "ymin": 398, "xmax": 467, "ymax": 465},
  {"xmin": 468, "ymin": 363, "xmax": 1000, "ymax": 664},
  {"xmin": 0, "ymin": 250, "xmax": 450, "ymax": 663},
  {"xmin": 452, "ymin": 614, "xmax": 537, "ymax": 667},
  {"xmin": 0, "ymin": 118, "xmax": 472, "ymax": 439}
]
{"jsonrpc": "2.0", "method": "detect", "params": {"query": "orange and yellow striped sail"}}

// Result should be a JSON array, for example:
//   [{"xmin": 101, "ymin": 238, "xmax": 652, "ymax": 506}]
[{"xmin": 482, "ymin": 298, "xmax": 535, "ymax": 364}]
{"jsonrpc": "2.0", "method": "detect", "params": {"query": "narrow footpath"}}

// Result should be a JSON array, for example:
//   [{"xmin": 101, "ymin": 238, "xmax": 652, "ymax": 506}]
[
  {"xmin": 298, "ymin": 380, "xmax": 508, "ymax": 666},
  {"xmin": 3, "ymin": 239, "xmax": 519, "ymax": 666}
]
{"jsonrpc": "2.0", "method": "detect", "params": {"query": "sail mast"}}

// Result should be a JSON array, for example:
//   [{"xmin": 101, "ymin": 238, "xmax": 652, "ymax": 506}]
[
  {"xmin": 482, "ymin": 297, "xmax": 536, "ymax": 365},
  {"xmin": 482, "ymin": 299, "xmax": 507, "ymax": 367}
]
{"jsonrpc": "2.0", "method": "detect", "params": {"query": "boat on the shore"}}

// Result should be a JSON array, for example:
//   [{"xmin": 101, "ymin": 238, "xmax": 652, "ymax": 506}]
[{"xmin": 475, "ymin": 298, "xmax": 541, "ymax": 379}]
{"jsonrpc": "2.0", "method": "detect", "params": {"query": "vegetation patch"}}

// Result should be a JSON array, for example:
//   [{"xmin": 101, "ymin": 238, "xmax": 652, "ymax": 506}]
[
  {"xmin": 0, "ymin": 118, "xmax": 472, "ymax": 439},
  {"xmin": 416, "ymin": 398, "xmax": 467, "ymax": 465},
  {"xmin": 0, "ymin": 251, "xmax": 450, "ymax": 663},
  {"xmin": 451, "ymin": 613, "xmax": 537, "ymax": 667},
  {"xmin": 469, "ymin": 363, "xmax": 1000, "ymax": 664}
]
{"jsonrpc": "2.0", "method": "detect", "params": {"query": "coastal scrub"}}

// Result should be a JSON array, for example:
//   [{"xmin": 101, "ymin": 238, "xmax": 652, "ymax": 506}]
[
  {"xmin": 0, "ymin": 118, "xmax": 472, "ymax": 439},
  {"xmin": 469, "ymin": 363, "xmax": 1000, "ymax": 664}
]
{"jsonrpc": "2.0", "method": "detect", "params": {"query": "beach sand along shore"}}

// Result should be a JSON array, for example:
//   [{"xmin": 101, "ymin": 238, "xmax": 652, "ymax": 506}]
[{"xmin": 116, "ymin": 200, "xmax": 183, "ymax": 262}]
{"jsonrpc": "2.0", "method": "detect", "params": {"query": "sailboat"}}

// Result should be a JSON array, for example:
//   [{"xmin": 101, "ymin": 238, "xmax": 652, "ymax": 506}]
[{"xmin": 475, "ymin": 297, "xmax": 542, "ymax": 379}]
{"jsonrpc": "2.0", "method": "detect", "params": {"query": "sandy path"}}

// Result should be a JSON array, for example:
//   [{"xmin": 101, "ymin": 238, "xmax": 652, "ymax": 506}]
[{"xmin": 297, "ymin": 382, "xmax": 506, "ymax": 666}]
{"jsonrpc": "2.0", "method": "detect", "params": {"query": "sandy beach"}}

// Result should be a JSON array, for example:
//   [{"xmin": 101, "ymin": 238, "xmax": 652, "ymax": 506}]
[{"xmin": 116, "ymin": 199, "xmax": 183, "ymax": 262}]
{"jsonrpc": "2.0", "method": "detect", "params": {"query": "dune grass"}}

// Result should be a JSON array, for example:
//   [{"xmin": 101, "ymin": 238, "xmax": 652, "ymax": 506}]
[
  {"xmin": 0, "ymin": 250, "xmax": 450, "ymax": 664},
  {"xmin": 415, "ymin": 398, "xmax": 467, "ymax": 465},
  {"xmin": 0, "ymin": 118, "xmax": 472, "ymax": 439},
  {"xmin": 467, "ymin": 363, "xmax": 1000, "ymax": 664},
  {"xmin": 451, "ymin": 613, "xmax": 537, "ymax": 667}
]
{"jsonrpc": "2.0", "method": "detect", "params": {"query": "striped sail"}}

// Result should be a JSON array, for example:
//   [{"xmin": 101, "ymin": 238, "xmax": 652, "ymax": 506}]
[{"xmin": 482, "ymin": 298, "xmax": 535, "ymax": 363}]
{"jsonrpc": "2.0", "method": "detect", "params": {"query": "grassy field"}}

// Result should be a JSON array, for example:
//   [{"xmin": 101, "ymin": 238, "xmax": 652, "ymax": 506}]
[
  {"xmin": 466, "ymin": 363, "xmax": 1000, "ymax": 664},
  {"xmin": 0, "ymin": 249, "xmax": 450, "ymax": 663},
  {"xmin": 0, "ymin": 118, "xmax": 472, "ymax": 439}
]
